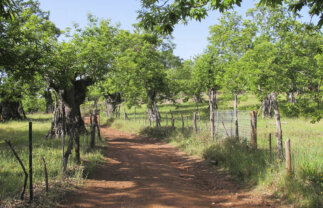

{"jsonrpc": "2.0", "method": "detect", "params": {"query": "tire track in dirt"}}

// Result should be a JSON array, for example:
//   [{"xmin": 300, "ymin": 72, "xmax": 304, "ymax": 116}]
[{"xmin": 59, "ymin": 124, "xmax": 276, "ymax": 208}]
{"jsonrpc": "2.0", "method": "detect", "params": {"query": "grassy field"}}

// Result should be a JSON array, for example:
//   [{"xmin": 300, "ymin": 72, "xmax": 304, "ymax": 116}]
[
  {"xmin": 0, "ymin": 113, "xmax": 105, "ymax": 207},
  {"xmin": 101, "ymin": 94, "xmax": 323, "ymax": 207}
]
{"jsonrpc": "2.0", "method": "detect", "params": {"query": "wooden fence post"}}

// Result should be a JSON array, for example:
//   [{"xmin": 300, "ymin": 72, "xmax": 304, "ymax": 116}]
[
  {"xmin": 5, "ymin": 140, "xmax": 28, "ymax": 200},
  {"xmin": 250, "ymin": 111, "xmax": 257, "ymax": 149},
  {"xmin": 90, "ymin": 112, "xmax": 95, "ymax": 148},
  {"xmin": 285, "ymin": 139, "xmax": 292, "ymax": 174},
  {"xmin": 134, "ymin": 107, "xmax": 136, "ymax": 122},
  {"xmin": 269, "ymin": 133, "xmax": 272, "ymax": 160},
  {"xmin": 124, "ymin": 109, "xmax": 128, "ymax": 120},
  {"xmin": 29, "ymin": 121, "xmax": 33, "ymax": 202},
  {"xmin": 198, "ymin": 111, "xmax": 201, "ymax": 132},
  {"xmin": 186, "ymin": 116, "xmax": 188, "ymax": 128},
  {"xmin": 193, "ymin": 112, "xmax": 197, "ymax": 132},
  {"xmin": 181, "ymin": 112, "xmax": 184, "ymax": 130}
]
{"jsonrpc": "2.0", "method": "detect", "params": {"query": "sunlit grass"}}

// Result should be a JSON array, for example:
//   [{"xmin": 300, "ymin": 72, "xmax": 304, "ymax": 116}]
[{"xmin": 0, "ymin": 113, "xmax": 105, "ymax": 205}]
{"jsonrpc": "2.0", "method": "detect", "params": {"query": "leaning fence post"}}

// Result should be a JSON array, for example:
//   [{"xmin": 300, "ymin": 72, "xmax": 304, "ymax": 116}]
[
  {"xmin": 29, "ymin": 121, "xmax": 33, "ymax": 202},
  {"xmin": 41, "ymin": 157, "xmax": 49, "ymax": 193},
  {"xmin": 5, "ymin": 140, "xmax": 28, "ymax": 200},
  {"xmin": 250, "ymin": 111, "xmax": 257, "ymax": 149},
  {"xmin": 285, "ymin": 139, "xmax": 292, "ymax": 174}
]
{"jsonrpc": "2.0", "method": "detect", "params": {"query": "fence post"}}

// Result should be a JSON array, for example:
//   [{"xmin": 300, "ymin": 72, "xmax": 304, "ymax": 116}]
[
  {"xmin": 29, "ymin": 121, "xmax": 33, "ymax": 202},
  {"xmin": 269, "ymin": 133, "xmax": 272, "ymax": 160},
  {"xmin": 193, "ymin": 112, "xmax": 197, "ymax": 132},
  {"xmin": 166, "ymin": 113, "xmax": 168, "ymax": 127},
  {"xmin": 186, "ymin": 116, "xmax": 188, "ymax": 128},
  {"xmin": 198, "ymin": 111, "xmax": 201, "ymax": 132},
  {"xmin": 181, "ymin": 112, "xmax": 184, "ymax": 130},
  {"xmin": 134, "ymin": 107, "xmax": 136, "ymax": 122},
  {"xmin": 250, "ymin": 111, "xmax": 257, "ymax": 149},
  {"xmin": 170, "ymin": 111, "xmax": 175, "ymax": 128},
  {"xmin": 90, "ymin": 112, "xmax": 95, "ymax": 148},
  {"xmin": 42, "ymin": 157, "xmax": 49, "ymax": 193},
  {"xmin": 285, "ymin": 139, "xmax": 292, "ymax": 174},
  {"xmin": 124, "ymin": 109, "xmax": 128, "ymax": 120}
]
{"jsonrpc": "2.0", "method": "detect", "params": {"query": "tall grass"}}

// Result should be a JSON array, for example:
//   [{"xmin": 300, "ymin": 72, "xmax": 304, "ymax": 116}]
[{"xmin": 0, "ymin": 113, "xmax": 105, "ymax": 206}]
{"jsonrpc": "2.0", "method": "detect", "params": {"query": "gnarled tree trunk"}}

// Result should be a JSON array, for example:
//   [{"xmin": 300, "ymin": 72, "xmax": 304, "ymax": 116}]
[
  {"xmin": 260, "ymin": 94, "xmax": 274, "ymax": 118},
  {"xmin": 47, "ymin": 79, "xmax": 91, "ymax": 139},
  {"xmin": 105, "ymin": 92, "xmax": 122, "ymax": 119},
  {"xmin": 147, "ymin": 91, "xmax": 161, "ymax": 127},
  {"xmin": 44, "ymin": 88, "xmax": 54, "ymax": 113},
  {"xmin": 0, "ymin": 100, "xmax": 22, "ymax": 121}
]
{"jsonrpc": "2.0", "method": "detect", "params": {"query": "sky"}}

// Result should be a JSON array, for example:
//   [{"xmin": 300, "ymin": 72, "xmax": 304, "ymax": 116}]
[{"xmin": 37, "ymin": 0, "xmax": 317, "ymax": 60}]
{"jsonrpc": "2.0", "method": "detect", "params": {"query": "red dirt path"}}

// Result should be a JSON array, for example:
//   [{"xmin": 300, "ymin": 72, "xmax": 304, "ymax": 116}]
[{"xmin": 59, "ymin": 124, "xmax": 277, "ymax": 208}]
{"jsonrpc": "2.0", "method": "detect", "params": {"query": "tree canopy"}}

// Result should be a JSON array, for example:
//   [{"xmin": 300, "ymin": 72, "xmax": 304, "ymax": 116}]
[{"xmin": 138, "ymin": 0, "xmax": 323, "ymax": 34}]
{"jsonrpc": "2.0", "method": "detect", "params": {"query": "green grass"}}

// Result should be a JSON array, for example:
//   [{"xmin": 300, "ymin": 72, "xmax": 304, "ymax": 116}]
[
  {"xmin": 0, "ymin": 113, "xmax": 106, "ymax": 207},
  {"xmin": 102, "ymin": 94, "xmax": 323, "ymax": 207}
]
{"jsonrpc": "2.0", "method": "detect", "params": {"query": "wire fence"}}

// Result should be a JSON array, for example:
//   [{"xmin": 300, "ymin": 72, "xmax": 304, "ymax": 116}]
[{"xmin": 106, "ymin": 108, "xmax": 252, "ymax": 140}]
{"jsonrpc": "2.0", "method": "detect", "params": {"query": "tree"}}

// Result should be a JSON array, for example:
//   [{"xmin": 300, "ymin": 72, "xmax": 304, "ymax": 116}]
[
  {"xmin": 193, "ymin": 51, "xmax": 223, "ymax": 138},
  {"xmin": 112, "ymin": 30, "xmax": 173, "ymax": 126},
  {"xmin": 0, "ymin": 0, "xmax": 59, "ymax": 120},
  {"xmin": 45, "ymin": 15, "xmax": 118, "ymax": 138},
  {"xmin": 0, "ymin": 0, "xmax": 17, "ymax": 20},
  {"xmin": 167, "ymin": 59, "xmax": 204, "ymax": 107},
  {"xmin": 138, "ymin": 0, "xmax": 323, "ymax": 34},
  {"xmin": 242, "ymin": 41, "xmax": 286, "ymax": 159},
  {"xmin": 208, "ymin": 11, "xmax": 256, "ymax": 139}
]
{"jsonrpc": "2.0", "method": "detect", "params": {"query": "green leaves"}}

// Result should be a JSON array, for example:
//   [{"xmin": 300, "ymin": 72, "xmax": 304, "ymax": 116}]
[{"xmin": 138, "ymin": 0, "xmax": 323, "ymax": 34}]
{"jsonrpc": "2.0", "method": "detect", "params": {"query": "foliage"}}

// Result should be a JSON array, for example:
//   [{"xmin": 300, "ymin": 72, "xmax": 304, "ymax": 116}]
[{"xmin": 138, "ymin": 0, "xmax": 323, "ymax": 34}]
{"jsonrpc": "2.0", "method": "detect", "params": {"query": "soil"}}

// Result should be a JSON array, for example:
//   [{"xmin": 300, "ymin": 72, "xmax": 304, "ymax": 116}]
[{"xmin": 58, "ymin": 123, "xmax": 278, "ymax": 208}]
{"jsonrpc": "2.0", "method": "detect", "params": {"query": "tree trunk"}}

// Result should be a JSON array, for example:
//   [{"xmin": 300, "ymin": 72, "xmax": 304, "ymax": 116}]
[
  {"xmin": 147, "ymin": 91, "xmax": 161, "ymax": 127},
  {"xmin": 46, "ymin": 92, "xmax": 64, "ymax": 139},
  {"xmin": 0, "ymin": 100, "xmax": 22, "ymax": 121},
  {"xmin": 105, "ymin": 93, "xmax": 122, "ymax": 119},
  {"xmin": 271, "ymin": 92, "xmax": 283, "ymax": 160},
  {"xmin": 234, "ymin": 93, "xmax": 239, "ymax": 140},
  {"xmin": 287, "ymin": 91, "xmax": 296, "ymax": 103},
  {"xmin": 208, "ymin": 88, "xmax": 216, "ymax": 139},
  {"xmin": 261, "ymin": 95, "xmax": 274, "ymax": 118},
  {"xmin": 44, "ymin": 88, "xmax": 54, "ymax": 113},
  {"xmin": 47, "ymin": 79, "xmax": 91, "ymax": 139},
  {"xmin": 74, "ymin": 128, "xmax": 80, "ymax": 164},
  {"xmin": 18, "ymin": 101, "xmax": 26, "ymax": 119}
]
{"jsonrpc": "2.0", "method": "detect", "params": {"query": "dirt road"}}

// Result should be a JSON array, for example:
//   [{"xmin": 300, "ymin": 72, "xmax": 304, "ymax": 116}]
[{"xmin": 60, "ymin": 125, "xmax": 275, "ymax": 208}]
